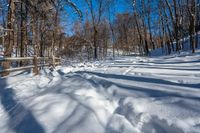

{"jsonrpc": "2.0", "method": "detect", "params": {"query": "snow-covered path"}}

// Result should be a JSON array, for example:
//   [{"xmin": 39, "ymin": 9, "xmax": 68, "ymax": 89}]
[{"xmin": 1, "ymin": 52, "xmax": 200, "ymax": 133}]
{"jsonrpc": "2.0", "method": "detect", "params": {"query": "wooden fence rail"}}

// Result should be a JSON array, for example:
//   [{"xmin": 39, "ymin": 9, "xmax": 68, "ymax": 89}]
[{"xmin": 0, "ymin": 56, "xmax": 61, "ymax": 77}]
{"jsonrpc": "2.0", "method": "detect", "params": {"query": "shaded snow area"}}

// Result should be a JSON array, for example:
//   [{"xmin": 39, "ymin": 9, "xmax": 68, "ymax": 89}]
[{"xmin": 1, "ymin": 51, "xmax": 200, "ymax": 133}]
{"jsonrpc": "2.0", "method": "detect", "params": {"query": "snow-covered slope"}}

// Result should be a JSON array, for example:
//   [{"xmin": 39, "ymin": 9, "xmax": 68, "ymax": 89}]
[
  {"xmin": 150, "ymin": 32, "xmax": 200, "ymax": 56},
  {"xmin": 0, "ymin": 50, "xmax": 200, "ymax": 133}
]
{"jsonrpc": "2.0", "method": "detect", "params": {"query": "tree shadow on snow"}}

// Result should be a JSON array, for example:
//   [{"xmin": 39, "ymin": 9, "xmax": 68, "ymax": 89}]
[
  {"xmin": 77, "ymin": 71, "xmax": 200, "ymax": 90},
  {"xmin": 148, "ymin": 58, "xmax": 200, "ymax": 65},
  {"xmin": 0, "ymin": 78, "xmax": 45, "ymax": 133},
  {"xmin": 73, "ymin": 71, "xmax": 200, "ymax": 101},
  {"xmin": 52, "ymin": 94, "xmax": 105, "ymax": 133}
]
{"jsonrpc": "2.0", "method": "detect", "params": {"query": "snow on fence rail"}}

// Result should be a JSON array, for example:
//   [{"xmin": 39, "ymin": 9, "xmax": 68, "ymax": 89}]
[{"xmin": 0, "ymin": 56, "xmax": 61, "ymax": 76}]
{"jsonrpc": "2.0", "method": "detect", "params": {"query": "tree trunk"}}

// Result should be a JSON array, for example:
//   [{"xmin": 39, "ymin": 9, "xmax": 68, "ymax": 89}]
[
  {"xmin": 32, "ymin": 13, "xmax": 38, "ymax": 56},
  {"xmin": 187, "ymin": 0, "xmax": 197, "ymax": 53},
  {"xmin": 20, "ymin": 1, "xmax": 24, "ymax": 66},
  {"xmin": 2, "ymin": 0, "xmax": 15, "ymax": 76},
  {"xmin": 190, "ymin": 16, "xmax": 196, "ymax": 53},
  {"xmin": 93, "ymin": 26, "xmax": 98, "ymax": 59}
]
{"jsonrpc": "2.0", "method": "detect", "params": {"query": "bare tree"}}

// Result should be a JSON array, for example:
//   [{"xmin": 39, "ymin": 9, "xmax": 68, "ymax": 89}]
[{"xmin": 187, "ymin": 0, "xmax": 198, "ymax": 53}]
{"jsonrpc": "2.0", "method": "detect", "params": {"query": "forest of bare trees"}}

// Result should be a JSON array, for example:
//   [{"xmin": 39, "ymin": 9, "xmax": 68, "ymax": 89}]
[{"xmin": 0, "ymin": 0, "xmax": 200, "ymax": 61}]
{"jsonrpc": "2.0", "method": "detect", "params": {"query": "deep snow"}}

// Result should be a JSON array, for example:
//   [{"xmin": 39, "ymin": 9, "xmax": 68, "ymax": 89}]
[{"xmin": 0, "ymin": 51, "xmax": 200, "ymax": 133}]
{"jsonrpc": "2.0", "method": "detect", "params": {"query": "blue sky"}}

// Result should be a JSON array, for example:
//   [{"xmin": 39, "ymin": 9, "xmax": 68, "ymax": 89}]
[
  {"xmin": 61, "ymin": 0, "xmax": 162, "ymax": 36},
  {"xmin": 62, "ymin": 0, "xmax": 132, "ymax": 35},
  {"xmin": 64, "ymin": 0, "xmax": 131, "ymax": 21}
]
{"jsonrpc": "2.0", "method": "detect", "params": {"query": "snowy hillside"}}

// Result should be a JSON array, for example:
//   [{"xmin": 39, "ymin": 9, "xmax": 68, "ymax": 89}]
[
  {"xmin": 150, "ymin": 32, "xmax": 200, "ymax": 57},
  {"xmin": 0, "ymin": 50, "xmax": 200, "ymax": 133}
]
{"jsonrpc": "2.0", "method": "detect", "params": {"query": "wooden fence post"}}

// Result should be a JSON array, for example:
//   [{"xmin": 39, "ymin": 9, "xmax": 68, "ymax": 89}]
[
  {"xmin": 1, "ymin": 61, "xmax": 10, "ymax": 77},
  {"xmin": 33, "ymin": 55, "xmax": 39, "ymax": 75}
]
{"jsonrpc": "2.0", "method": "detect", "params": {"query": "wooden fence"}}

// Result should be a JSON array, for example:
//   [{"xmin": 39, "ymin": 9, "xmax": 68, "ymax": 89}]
[{"xmin": 0, "ymin": 56, "xmax": 61, "ymax": 77}]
